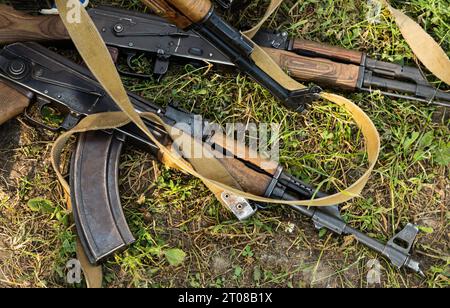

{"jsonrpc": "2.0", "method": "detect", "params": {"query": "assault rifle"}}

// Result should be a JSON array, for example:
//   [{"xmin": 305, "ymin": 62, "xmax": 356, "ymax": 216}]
[
  {"xmin": 0, "ymin": 5, "xmax": 448, "ymax": 107},
  {"xmin": 0, "ymin": 42, "xmax": 423, "ymax": 275}
]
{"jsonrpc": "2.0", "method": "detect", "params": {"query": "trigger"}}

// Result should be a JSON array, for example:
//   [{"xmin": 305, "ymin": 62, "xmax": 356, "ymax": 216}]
[
  {"xmin": 117, "ymin": 52, "xmax": 154, "ymax": 79},
  {"xmin": 37, "ymin": 96, "xmax": 51, "ymax": 111},
  {"xmin": 126, "ymin": 52, "xmax": 137, "ymax": 68}
]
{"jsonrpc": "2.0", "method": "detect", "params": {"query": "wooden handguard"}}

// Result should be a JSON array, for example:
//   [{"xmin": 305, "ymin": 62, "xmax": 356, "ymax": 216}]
[
  {"xmin": 210, "ymin": 133, "xmax": 279, "ymax": 175},
  {"xmin": 158, "ymin": 130, "xmax": 277, "ymax": 196},
  {"xmin": 0, "ymin": 5, "xmax": 68, "ymax": 44},
  {"xmin": 209, "ymin": 133, "xmax": 278, "ymax": 196},
  {"xmin": 165, "ymin": 0, "xmax": 212, "ymax": 23},
  {"xmin": 141, "ymin": 0, "xmax": 192, "ymax": 28},
  {"xmin": 142, "ymin": 0, "xmax": 212, "ymax": 28},
  {"xmin": 263, "ymin": 48, "xmax": 360, "ymax": 90},
  {"xmin": 0, "ymin": 80, "xmax": 32, "ymax": 125},
  {"xmin": 215, "ymin": 155, "xmax": 273, "ymax": 196},
  {"xmin": 292, "ymin": 39, "xmax": 363, "ymax": 65}
]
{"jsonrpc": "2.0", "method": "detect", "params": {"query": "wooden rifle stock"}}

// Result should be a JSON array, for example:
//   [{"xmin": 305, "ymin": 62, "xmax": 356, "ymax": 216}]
[
  {"xmin": 0, "ymin": 5, "xmax": 68, "ymax": 44},
  {"xmin": 0, "ymin": 80, "xmax": 33, "ymax": 125},
  {"xmin": 263, "ymin": 47, "xmax": 360, "ymax": 90}
]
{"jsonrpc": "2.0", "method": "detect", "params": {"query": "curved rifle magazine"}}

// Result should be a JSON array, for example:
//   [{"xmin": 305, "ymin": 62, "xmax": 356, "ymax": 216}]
[{"xmin": 71, "ymin": 130, "xmax": 135, "ymax": 265}]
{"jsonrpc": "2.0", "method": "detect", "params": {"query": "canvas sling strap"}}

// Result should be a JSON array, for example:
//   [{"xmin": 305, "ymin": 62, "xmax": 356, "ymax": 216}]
[
  {"xmin": 244, "ymin": 0, "xmax": 450, "ymax": 86},
  {"xmin": 52, "ymin": 0, "xmax": 381, "ymax": 286},
  {"xmin": 53, "ymin": 0, "xmax": 381, "ymax": 207}
]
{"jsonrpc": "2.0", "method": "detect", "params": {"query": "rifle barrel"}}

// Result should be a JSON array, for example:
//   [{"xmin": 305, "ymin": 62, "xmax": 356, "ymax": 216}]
[
  {"xmin": 282, "ymin": 190, "xmax": 423, "ymax": 275},
  {"xmin": 361, "ymin": 73, "xmax": 450, "ymax": 107}
]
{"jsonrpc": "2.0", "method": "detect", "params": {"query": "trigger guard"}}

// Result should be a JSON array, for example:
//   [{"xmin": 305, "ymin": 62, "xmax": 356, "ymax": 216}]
[
  {"xmin": 23, "ymin": 99, "xmax": 60, "ymax": 132},
  {"xmin": 126, "ymin": 52, "xmax": 137, "ymax": 68},
  {"xmin": 116, "ymin": 52, "xmax": 154, "ymax": 79}
]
